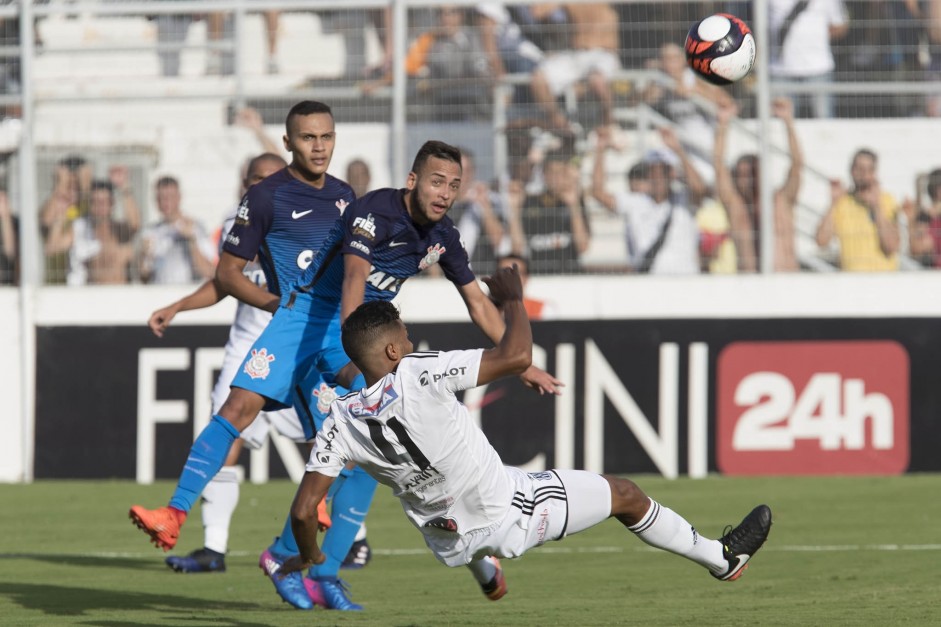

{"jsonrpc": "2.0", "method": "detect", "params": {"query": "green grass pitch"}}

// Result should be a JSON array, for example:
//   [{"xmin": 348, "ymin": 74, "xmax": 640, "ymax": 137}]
[{"xmin": 2, "ymin": 475, "xmax": 939, "ymax": 626}]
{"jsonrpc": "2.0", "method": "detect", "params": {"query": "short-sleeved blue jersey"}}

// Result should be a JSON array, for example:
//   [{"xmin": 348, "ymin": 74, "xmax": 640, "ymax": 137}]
[
  {"xmin": 223, "ymin": 168, "xmax": 354, "ymax": 297},
  {"xmin": 291, "ymin": 187, "xmax": 475, "ymax": 303}
]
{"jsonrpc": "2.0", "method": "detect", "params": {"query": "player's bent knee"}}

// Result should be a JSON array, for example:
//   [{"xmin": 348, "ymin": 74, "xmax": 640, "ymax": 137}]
[
  {"xmin": 604, "ymin": 475, "xmax": 649, "ymax": 519},
  {"xmin": 218, "ymin": 388, "xmax": 266, "ymax": 431}
]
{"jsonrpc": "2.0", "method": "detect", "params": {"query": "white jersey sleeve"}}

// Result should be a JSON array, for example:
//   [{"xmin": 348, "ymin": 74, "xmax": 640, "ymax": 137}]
[{"xmin": 304, "ymin": 413, "xmax": 349, "ymax": 478}]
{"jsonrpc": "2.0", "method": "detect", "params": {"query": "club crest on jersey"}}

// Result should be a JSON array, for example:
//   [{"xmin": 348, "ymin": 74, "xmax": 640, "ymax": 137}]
[
  {"xmin": 312, "ymin": 381, "xmax": 338, "ymax": 414},
  {"xmin": 419, "ymin": 243, "xmax": 446, "ymax": 271},
  {"xmin": 352, "ymin": 213, "xmax": 377, "ymax": 240},
  {"xmin": 336, "ymin": 198, "xmax": 349, "ymax": 214},
  {"xmin": 244, "ymin": 348, "xmax": 275, "ymax": 380}
]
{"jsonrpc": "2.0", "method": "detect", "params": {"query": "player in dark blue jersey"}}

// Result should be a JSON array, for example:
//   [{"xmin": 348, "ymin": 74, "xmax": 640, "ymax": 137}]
[
  {"xmin": 130, "ymin": 101, "xmax": 360, "ymax": 609},
  {"xmin": 132, "ymin": 140, "xmax": 563, "ymax": 612}
]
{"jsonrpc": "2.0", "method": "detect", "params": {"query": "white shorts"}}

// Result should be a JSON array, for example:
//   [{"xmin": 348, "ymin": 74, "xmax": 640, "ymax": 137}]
[
  {"xmin": 425, "ymin": 467, "xmax": 612, "ymax": 567},
  {"xmin": 539, "ymin": 49, "xmax": 621, "ymax": 96},
  {"xmin": 211, "ymin": 327, "xmax": 309, "ymax": 449}
]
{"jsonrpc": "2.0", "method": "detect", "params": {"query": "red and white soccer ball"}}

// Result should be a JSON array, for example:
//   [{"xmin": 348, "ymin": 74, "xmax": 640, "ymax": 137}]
[{"xmin": 685, "ymin": 13, "xmax": 756, "ymax": 85}]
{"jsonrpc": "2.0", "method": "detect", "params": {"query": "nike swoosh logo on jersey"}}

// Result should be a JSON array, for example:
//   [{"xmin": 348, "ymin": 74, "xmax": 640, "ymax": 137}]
[
  {"xmin": 389, "ymin": 240, "xmax": 408, "ymax": 247},
  {"xmin": 292, "ymin": 209, "xmax": 313, "ymax": 219}
]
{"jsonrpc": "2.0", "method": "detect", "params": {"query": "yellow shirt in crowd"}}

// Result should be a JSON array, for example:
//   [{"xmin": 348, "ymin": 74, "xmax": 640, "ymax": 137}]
[{"xmin": 832, "ymin": 192, "xmax": 898, "ymax": 272}]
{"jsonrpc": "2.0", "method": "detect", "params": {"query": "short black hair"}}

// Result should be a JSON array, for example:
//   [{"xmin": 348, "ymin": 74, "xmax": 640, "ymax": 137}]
[
  {"xmin": 852, "ymin": 148, "xmax": 877, "ymax": 168},
  {"xmin": 90, "ymin": 179, "xmax": 114, "ymax": 194},
  {"xmin": 285, "ymin": 100, "xmax": 333, "ymax": 134},
  {"xmin": 155, "ymin": 175, "xmax": 178, "ymax": 189},
  {"xmin": 342, "ymin": 301, "xmax": 402, "ymax": 368},
  {"xmin": 410, "ymin": 140, "xmax": 462, "ymax": 175},
  {"xmin": 627, "ymin": 161, "xmax": 649, "ymax": 182},
  {"xmin": 58, "ymin": 154, "xmax": 86, "ymax": 171}
]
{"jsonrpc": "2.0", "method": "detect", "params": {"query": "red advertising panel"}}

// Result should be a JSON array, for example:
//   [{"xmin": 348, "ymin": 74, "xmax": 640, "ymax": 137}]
[{"xmin": 717, "ymin": 341, "xmax": 909, "ymax": 475}]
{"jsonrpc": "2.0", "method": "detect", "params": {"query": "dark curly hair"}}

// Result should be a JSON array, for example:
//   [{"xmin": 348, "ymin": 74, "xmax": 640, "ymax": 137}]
[{"xmin": 342, "ymin": 301, "xmax": 402, "ymax": 367}]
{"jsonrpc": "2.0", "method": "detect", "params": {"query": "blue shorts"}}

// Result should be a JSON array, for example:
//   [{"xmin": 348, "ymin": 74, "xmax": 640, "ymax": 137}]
[
  {"xmin": 291, "ymin": 369, "xmax": 350, "ymax": 439},
  {"xmin": 231, "ymin": 297, "xmax": 351, "ymax": 412}
]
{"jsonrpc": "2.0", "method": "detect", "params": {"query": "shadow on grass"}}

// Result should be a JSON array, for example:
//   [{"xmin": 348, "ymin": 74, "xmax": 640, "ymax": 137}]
[
  {"xmin": 2, "ymin": 552, "xmax": 167, "ymax": 570},
  {"xmin": 0, "ymin": 581, "xmax": 271, "ymax": 626}
]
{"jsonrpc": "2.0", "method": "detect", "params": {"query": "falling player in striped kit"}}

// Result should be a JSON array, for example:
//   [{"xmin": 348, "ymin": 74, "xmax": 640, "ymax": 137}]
[{"xmin": 280, "ymin": 266, "xmax": 772, "ymax": 605}]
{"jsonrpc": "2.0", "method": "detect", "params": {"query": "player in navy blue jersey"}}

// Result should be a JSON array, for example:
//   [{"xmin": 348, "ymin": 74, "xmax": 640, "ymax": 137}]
[
  {"xmin": 130, "ymin": 101, "xmax": 359, "ymax": 609},
  {"xmin": 131, "ymin": 140, "xmax": 563, "ymax": 612}
]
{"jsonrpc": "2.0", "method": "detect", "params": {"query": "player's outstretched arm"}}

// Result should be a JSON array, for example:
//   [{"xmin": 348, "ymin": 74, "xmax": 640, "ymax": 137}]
[
  {"xmin": 215, "ymin": 251, "xmax": 279, "ymax": 313},
  {"xmin": 476, "ymin": 267, "xmax": 533, "ymax": 386},
  {"xmin": 280, "ymin": 470, "xmax": 335, "ymax": 575},
  {"xmin": 458, "ymin": 276, "xmax": 564, "ymax": 395},
  {"xmin": 148, "ymin": 279, "xmax": 226, "ymax": 337}
]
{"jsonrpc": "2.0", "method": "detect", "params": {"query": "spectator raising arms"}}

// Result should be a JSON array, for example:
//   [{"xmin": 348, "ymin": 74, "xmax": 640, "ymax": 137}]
[
  {"xmin": 40, "ymin": 154, "xmax": 92, "ymax": 284},
  {"xmin": 714, "ymin": 98, "xmax": 802, "ymax": 273},
  {"xmin": 45, "ymin": 165, "xmax": 140, "ymax": 285},
  {"xmin": 592, "ymin": 126, "xmax": 706, "ymax": 274}
]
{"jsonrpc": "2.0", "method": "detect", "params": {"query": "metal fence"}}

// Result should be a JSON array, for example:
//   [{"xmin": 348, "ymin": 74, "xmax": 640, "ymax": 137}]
[{"xmin": 1, "ymin": 0, "xmax": 940, "ymax": 287}]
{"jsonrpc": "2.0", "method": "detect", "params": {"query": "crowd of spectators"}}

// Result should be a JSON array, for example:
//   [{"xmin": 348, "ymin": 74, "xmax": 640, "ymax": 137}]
[
  {"xmin": 35, "ymin": 156, "xmax": 215, "ymax": 286},
  {"xmin": 3, "ymin": 2, "xmax": 941, "ymax": 285}
]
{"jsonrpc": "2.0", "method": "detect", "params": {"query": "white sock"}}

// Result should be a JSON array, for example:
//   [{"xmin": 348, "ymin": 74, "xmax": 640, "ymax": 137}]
[
  {"xmin": 201, "ymin": 465, "xmax": 242, "ymax": 554},
  {"xmin": 628, "ymin": 499, "xmax": 727, "ymax": 575},
  {"xmin": 354, "ymin": 523, "xmax": 367, "ymax": 542},
  {"xmin": 466, "ymin": 555, "xmax": 498, "ymax": 584}
]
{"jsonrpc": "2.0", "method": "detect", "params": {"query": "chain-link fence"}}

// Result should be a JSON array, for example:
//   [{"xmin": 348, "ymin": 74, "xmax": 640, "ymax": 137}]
[{"xmin": 1, "ymin": 0, "xmax": 940, "ymax": 286}]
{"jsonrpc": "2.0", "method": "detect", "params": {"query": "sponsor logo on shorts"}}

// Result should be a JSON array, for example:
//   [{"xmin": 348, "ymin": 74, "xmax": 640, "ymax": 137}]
[
  {"xmin": 528, "ymin": 471, "xmax": 554, "ymax": 481},
  {"xmin": 352, "ymin": 213, "xmax": 377, "ymax": 239},
  {"xmin": 536, "ymin": 507, "xmax": 550, "ymax": 544},
  {"xmin": 350, "ymin": 240, "xmax": 370, "ymax": 255},
  {"xmin": 312, "ymin": 382, "xmax": 338, "ymax": 415},
  {"xmin": 419, "ymin": 243, "xmax": 446, "ymax": 271},
  {"xmin": 244, "ymin": 348, "xmax": 275, "ymax": 380}
]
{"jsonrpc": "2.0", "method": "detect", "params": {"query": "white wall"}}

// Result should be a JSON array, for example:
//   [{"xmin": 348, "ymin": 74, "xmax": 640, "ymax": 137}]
[{"xmin": 0, "ymin": 288, "xmax": 23, "ymax": 482}]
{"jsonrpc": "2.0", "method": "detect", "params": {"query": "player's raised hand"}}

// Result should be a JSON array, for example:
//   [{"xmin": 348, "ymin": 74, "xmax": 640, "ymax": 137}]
[
  {"xmin": 520, "ymin": 365, "xmax": 565, "ymax": 396},
  {"xmin": 149, "ymin": 304, "xmax": 180, "ymax": 338},
  {"xmin": 482, "ymin": 265, "xmax": 524, "ymax": 306},
  {"xmin": 771, "ymin": 97, "xmax": 793, "ymax": 122}
]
